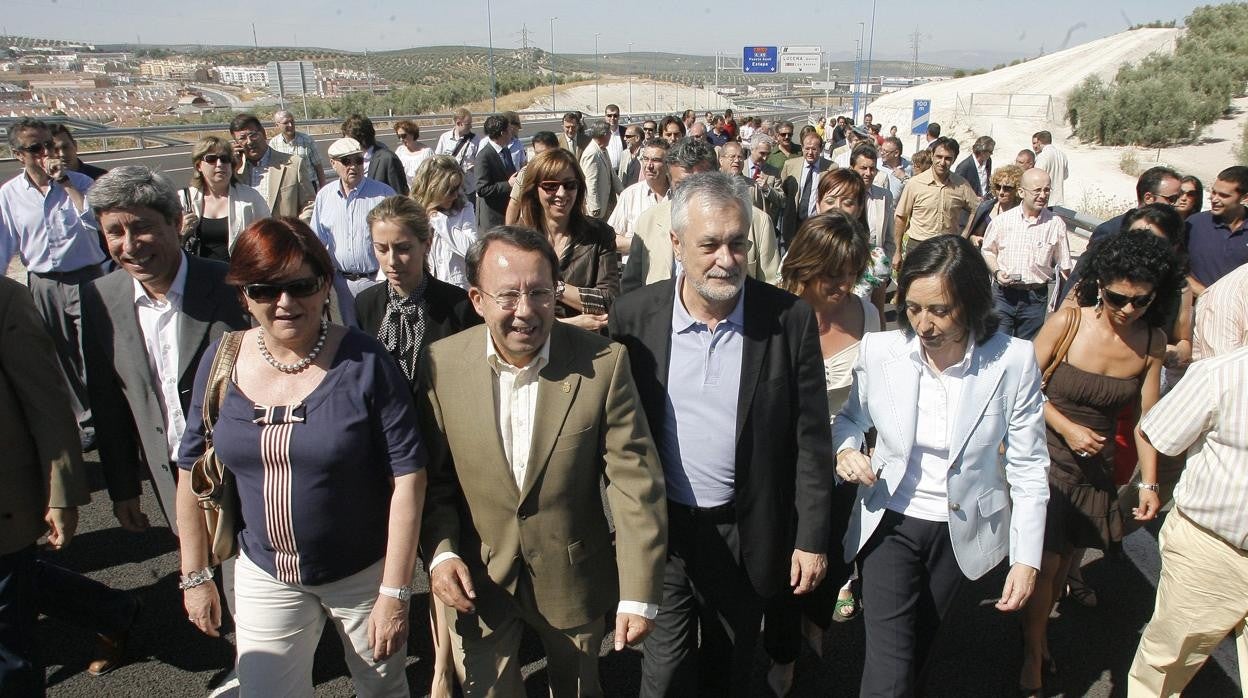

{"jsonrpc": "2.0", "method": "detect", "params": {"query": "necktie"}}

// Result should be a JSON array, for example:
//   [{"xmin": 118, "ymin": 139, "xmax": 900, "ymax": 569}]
[
  {"xmin": 499, "ymin": 144, "xmax": 515, "ymax": 175},
  {"xmin": 798, "ymin": 163, "xmax": 815, "ymax": 220}
]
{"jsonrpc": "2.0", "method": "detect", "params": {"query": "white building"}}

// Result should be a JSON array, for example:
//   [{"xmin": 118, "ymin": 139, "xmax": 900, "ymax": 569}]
[{"xmin": 214, "ymin": 65, "xmax": 268, "ymax": 87}]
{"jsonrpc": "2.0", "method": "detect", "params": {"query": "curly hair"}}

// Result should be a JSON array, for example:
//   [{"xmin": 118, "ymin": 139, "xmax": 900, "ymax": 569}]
[{"xmin": 1074, "ymin": 230, "xmax": 1184, "ymax": 328}]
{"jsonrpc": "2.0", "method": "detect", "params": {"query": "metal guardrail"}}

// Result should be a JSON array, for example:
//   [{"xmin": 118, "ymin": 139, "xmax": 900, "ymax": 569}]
[
  {"xmin": 1052, "ymin": 205, "xmax": 1101, "ymax": 241},
  {"xmin": 1, "ymin": 106, "xmax": 800, "ymax": 159}
]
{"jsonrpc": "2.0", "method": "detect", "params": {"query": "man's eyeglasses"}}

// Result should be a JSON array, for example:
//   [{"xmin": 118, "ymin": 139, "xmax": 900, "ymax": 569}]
[
  {"xmin": 1023, "ymin": 187, "xmax": 1052, "ymax": 196},
  {"xmin": 1101, "ymin": 288, "xmax": 1155, "ymax": 309},
  {"xmin": 538, "ymin": 180, "xmax": 579, "ymax": 194},
  {"xmin": 233, "ymin": 131, "xmax": 264, "ymax": 143},
  {"xmin": 479, "ymin": 288, "xmax": 555, "ymax": 311},
  {"xmin": 17, "ymin": 141, "xmax": 54, "ymax": 155},
  {"xmin": 242, "ymin": 277, "xmax": 324, "ymax": 302},
  {"xmin": 778, "ymin": 132, "xmax": 793, "ymax": 139},
  {"xmin": 334, "ymin": 155, "xmax": 365, "ymax": 167},
  {"xmin": 1156, "ymin": 191, "xmax": 1181, "ymax": 204},
  {"xmin": 202, "ymin": 153, "xmax": 233, "ymax": 165}
]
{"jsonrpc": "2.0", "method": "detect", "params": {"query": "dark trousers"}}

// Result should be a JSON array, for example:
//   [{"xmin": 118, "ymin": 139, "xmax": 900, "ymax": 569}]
[
  {"xmin": 858, "ymin": 510, "xmax": 964, "ymax": 698},
  {"xmin": 36, "ymin": 559, "xmax": 137, "ymax": 637},
  {"xmin": 0, "ymin": 546, "xmax": 41, "ymax": 698},
  {"xmin": 27, "ymin": 266, "xmax": 104, "ymax": 436},
  {"xmin": 993, "ymin": 284, "xmax": 1048, "ymax": 341},
  {"xmin": 640, "ymin": 502, "xmax": 765, "ymax": 698}
]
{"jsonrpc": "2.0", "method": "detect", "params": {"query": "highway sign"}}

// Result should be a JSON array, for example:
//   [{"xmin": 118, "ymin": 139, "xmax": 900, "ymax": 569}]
[
  {"xmin": 912, "ymin": 99, "xmax": 931, "ymax": 135},
  {"xmin": 809, "ymin": 81, "xmax": 837, "ymax": 90},
  {"xmin": 780, "ymin": 46, "xmax": 821, "ymax": 74},
  {"xmin": 743, "ymin": 46, "xmax": 778, "ymax": 74}
]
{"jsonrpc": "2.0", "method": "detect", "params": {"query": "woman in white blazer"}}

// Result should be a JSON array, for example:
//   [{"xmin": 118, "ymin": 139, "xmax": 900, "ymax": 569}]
[
  {"xmin": 179, "ymin": 135, "xmax": 271, "ymax": 261},
  {"xmin": 832, "ymin": 234, "xmax": 1050, "ymax": 697}
]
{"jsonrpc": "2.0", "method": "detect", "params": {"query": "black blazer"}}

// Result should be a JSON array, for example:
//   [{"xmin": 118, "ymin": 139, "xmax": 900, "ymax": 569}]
[
  {"xmin": 368, "ymin": 144, "xmax": 409, "ymax": 195},
  {"xmin": 608, "ymin": 277, "xmax": 835, "ymax": 598},
  {"xmin": 954, "ymin": 155, "xmax": 991, "ymax": 197},
  {"xmin": 354, "ymin": 276, "xmax": 482, "ymax": 378},
  {"xmin": 82, "ymin": 255, "xmax": 249, "ymax": 529},
  {"xmin": 474, "ymin": 142, "xmax": 513, "ymax": 232}
]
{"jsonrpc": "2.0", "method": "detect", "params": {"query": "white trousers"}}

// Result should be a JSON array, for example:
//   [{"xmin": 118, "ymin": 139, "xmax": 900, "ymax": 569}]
[{"xmin": 233, "ymin": 550, "xmax": 408, "ymax": 698}]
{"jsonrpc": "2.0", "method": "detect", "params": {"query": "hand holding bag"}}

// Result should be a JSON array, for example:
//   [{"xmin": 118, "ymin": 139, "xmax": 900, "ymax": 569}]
[{"xmin": 188, "ymin": 331, "xmax": 244, "ymax": 566}]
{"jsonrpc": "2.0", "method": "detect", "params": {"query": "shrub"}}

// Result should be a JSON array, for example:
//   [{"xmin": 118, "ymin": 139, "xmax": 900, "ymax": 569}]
[
  {"xmin": 1119, "ymin": 150, "xmax": 1143, "ymax": 176},
  {"xmin": 1238, "ymin": 120, "xmax": 1248, "ymax": 164}
]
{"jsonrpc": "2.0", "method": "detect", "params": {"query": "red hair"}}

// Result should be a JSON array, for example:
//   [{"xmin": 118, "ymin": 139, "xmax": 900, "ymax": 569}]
[{"xmin": 227, "ymin": 217, "xmax": 335, "ymax": 299}]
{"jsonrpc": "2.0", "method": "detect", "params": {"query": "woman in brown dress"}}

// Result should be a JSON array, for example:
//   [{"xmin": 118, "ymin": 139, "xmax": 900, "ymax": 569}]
[{"xmin": 1019, "ymin": 231, "xmax": 1183, "ymax": 695}]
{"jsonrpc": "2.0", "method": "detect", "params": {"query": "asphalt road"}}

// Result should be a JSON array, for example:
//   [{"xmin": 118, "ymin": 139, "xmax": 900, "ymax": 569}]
[{"xmin": 36, "ymin": 448, "xmax": 1243, "ymax": 697}]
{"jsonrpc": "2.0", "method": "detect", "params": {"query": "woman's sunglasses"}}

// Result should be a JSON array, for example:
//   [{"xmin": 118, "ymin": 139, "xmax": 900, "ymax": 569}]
[
  {"xmin": 242, "ymin": 277, "xmax": 324, "ymax": 302},
  {"xmin": 1102, "ymin": 288, "xmax": 1154, "ymax": 309},
  {"xmin": 538, "ymin": 179, "xmax": 579, "ymax": 194},
  {"xmin": 202, "ymin": 153, "xmax": 233, "ymax": 165}
]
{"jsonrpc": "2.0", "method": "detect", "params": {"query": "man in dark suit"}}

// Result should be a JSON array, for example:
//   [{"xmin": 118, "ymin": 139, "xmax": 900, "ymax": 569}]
[
  {"xmin": 609, "ymin": 172, "xmax": 835, "ymax": 697},
  {"xmin": 82, "ymin": 166, "xmax": 249, "ymax": 537},
  {"xmin": 780, "ymin": 131, "xmax": 834, "ymax": 249},
  {"xmin": 474, "ymin": 115, "xmax": 518, "ymax": 232},
  {"xmin": 342, "ymin": 113, "xmax": 409, "ymax": 195},
  {"xmin": 954, "ymin": 135, "xmax": 995, "ymax": 198}
]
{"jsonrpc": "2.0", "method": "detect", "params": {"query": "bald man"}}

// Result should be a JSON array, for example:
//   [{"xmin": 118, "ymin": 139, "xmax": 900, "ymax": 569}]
[{"xmin": 980, "ymin": 168, "xmax": 1073, "ymax": 339}]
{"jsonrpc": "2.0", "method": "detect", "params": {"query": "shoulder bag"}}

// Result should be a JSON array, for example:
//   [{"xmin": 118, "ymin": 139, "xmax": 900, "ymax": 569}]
[
  {"xmin": 1041, "ymin": 307, "xmax": 1081, "ymax": 390},
  {"xmin": 189, "ymin": 331, "xmax": 244, "ymax": 566}
]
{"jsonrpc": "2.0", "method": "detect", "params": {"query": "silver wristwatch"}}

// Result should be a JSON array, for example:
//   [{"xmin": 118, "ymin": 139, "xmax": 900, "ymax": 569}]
[
  {"xmin": 1135, "ymin": 482, "xmax": 1160, "ymax": 492},
  {"xmin": 379, "ymin": 584, "xmax": 413, "ymax": 602},
  {"xmin": 179, "ymin": 567, "xmax": 214, "ymax": 590}
]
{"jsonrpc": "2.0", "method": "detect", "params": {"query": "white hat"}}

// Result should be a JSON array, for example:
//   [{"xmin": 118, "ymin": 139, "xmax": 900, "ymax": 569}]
[{"xmin": 328, "ymin": 137, "xmax": 364, "ymax": 159}]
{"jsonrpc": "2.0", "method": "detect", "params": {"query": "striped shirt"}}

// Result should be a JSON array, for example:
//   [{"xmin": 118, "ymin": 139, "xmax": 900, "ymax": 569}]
[
  {"xmin": 310, "ymin": 177, "xmax": 395, "ymax": 275},
  {"xmin": 268, "ymin": 131, "xmax": 325, "ymax": 186},
  {"xmin": 981, "ymin": 205, "xmax": 1073, "ymax": 285},
  {"xmin": 1192, "ymin": 262, "xmax": 1248, "ymax": 361},
  {"xmin": 1140, "ymin": 345, "xmax": 1248, "ymax": 549}
]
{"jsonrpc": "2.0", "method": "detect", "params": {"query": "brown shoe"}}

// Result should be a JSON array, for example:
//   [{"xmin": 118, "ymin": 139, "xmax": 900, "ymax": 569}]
[{"xmin": 87, "ymin": 595, "xmax": 140, "ymax": 676}]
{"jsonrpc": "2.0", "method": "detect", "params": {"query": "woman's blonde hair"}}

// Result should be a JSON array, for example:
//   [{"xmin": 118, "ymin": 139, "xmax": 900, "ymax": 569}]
[
  {"xmin": 409, "ymin": 155, "xmax": 467, "ymax": 214},
  {"xmin": 366, "ymin": 195, "xmax": 432, "ymax": 245},
  {"xmin": 189, "ymin": 135, "xmax": 237, "ymax": 190}
]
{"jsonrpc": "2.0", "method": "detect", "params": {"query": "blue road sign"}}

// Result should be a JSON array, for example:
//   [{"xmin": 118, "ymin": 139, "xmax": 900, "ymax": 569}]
[
  {"xmin": 912, "ymin": 99, "xmax": 931, "ymax": 136},
  {"xmin": 743, "ymin": 46, "xmax": 778, "ymax": 74}
]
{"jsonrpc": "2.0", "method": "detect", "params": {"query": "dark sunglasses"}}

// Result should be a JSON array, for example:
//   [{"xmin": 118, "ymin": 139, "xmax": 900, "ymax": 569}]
[
  {"xmin": 18, "ymin": 141, "xmax": 54, "ymax": 155},
  {"xmin": 335, "ymin": 155, "xmax": 365, "ymax": 167},
  {"xmin": 1156, "ymin": 192, "xmax": 1181, "ymax": 204},
  {"xmin": 202, "ymin": 153, "xmax": 233, "ymax": 165},
  {"xmin": 538, "ymin": 179, "xmax": 579, "ymax": 194},
  {"xmin": 994, "ymin": 184, "xmax": 1017, "ymax": 193},
  {"xmin": 1101, "ymin": 288, "xmax": 1154, "ymax": 309},
  {"xmin": 396, "ymin": 131, "xmax": 413, "ymax": 139},
  {"xmin": 242, "ymin": 277, "xmax": 324, "ymax": 302}
]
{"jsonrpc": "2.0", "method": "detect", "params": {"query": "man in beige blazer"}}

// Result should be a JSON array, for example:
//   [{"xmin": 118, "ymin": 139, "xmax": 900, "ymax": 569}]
[
  {"xmin": 580, "ymin": 121, "xmax": 622, "ymax": 219},
  {"xmin": 622, "ymin": 139, "xmax": 780, "ymax": 293},
  {"xmin": 229, "ymin": 113, "xmax": 315, "ymax": 222},
  {"xmin": 0, "ymin": 276, "xmax": 91, "ymax": 691},
  {"xmin": 419, "ymin": 226, "xmax": 667, "ymax": 697}
]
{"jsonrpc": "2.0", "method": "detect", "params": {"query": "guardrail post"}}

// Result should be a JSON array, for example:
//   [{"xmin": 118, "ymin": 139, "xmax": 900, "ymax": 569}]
[{"xmin": 138, "ymin": 134, "xmax": 146, "ymax": 150}]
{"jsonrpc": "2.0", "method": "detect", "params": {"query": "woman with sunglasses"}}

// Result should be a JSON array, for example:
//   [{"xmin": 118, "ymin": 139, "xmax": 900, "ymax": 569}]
[
  {"xmin": 515, "ymin": 148, "xmax": 619, "ymax": 332},
  {"xmin": 1175, "ymin": 175, "xmax": 1204, "ymax": 220},
  {"xmin": 176, "ymin": 217, "xmax": 427, "ymax": 696},
  {"xmin": 963, "ymin": 164, "xmax": 1024, "ymax": 247},
  {"xmin": 354, "ymin": 196, "xmax": 479, "ymax": 698},
  {"xmin": 178, "ymin": 135, "xmax": 270, "ymax": 261},
  {"xmin": 1019, "ymin": 230, "xmax": 1182, "ymax": 696},
  {"xmin": 394, "ymin": 120, "xmax": 432, "ymax": 185},
  {"xmin": 410, "ymin": 155, "xmax": 478, "ymax": 290}
]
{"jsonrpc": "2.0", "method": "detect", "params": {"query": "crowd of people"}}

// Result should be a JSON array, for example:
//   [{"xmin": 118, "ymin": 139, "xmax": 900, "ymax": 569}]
[{"xmin": 1, "ymin": 105, "xmax": 1247, "ymax": 698}]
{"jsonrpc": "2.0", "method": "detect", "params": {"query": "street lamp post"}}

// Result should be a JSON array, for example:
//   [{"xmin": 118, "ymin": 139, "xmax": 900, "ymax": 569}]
[
  {"xmin": 864, "ymin": 0, "xmax": 878, "ymax": 116},
  {"xmin": 852, "ymin": 23, "xmax": 864, "ymax": 122},
  {"xmin": 486, "ymin": 0, "xmax": 497, "ymax": 112},
  {"xmin": 594, "ymin": 33, "xmax": 601, "ymax": 114},
  {"xmin": 549, "ymin": 17, "xmax": 557, "ymax": 112},
  {"xmin": 628, "ymin": 42, "xmax": 633, "ymax": 114}
]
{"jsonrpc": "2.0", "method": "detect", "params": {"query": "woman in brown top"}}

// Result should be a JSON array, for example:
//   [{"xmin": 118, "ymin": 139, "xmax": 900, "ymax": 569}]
[{"xmin": 514, "ymin": 149, "xmax": 620, "ymax": 332}]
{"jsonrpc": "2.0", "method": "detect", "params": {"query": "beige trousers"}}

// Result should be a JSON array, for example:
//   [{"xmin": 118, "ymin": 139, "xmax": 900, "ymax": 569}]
[{"xmin": 1128, "ymin": 510, "xmax": 1248, "ymax": 696}]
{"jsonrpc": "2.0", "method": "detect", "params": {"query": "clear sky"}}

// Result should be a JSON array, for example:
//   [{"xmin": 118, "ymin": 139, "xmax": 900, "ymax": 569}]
[{"xmin": 2, "ymin": 0, "xmax": 1226, "ymax": 60}]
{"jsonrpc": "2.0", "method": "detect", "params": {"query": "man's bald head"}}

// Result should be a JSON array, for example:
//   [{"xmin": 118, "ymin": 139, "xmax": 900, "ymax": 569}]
[{"xmin": 1020, "ymin": 168, "xmax": 1052, "ymax": 213}]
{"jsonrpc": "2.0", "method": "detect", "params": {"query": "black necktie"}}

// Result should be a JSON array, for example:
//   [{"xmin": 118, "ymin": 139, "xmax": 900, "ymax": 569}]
[
  {"xmin": 499, "ymin": 144, "xmax": 515, "ymax": 175},
  {"xmin": 798, "ymin": 164, "xmax": 815, "ymax": 220}
]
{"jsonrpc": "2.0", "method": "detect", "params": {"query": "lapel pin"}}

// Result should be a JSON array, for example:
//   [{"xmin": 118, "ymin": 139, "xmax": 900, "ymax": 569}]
[{"xmin": 561, "ymin": 381, "xmax": 571, "ymax": 393}]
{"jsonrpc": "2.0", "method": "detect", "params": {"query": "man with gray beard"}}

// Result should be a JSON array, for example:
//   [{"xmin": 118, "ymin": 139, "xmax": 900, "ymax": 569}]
[{"xmin": 609, "ymin": 171, "xmax": 834, "ymax": 697}]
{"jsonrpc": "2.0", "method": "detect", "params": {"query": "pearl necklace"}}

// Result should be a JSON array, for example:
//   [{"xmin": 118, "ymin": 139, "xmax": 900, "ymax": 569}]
[{"xmin": 258, "ymin": 320, "xmax": 328, "ymax": 374}]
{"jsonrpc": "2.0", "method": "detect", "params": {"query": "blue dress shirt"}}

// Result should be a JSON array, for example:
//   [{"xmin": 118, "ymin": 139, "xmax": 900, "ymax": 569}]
[{"xmin": 311, "ymin": 177, "xmax": 395, "ymax": 275}]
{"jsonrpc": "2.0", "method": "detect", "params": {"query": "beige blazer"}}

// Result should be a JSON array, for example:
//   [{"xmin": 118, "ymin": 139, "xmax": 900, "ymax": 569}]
[
  {"xmin": 418, "ymin": 322, "xmax": 667, "ymax": 631},
  {"xmin": 579, "ymin": 140, "xmax": 621, "ymax": 219},
  {"xmin": 629, "ymin": 199, "xmax": 781, "ymax": 287},
  {"xmin": 236, "ymin": 148, "xmax": 315, "ymax": 222},
  {"xmin": 0, "ymin": 278, "xmax": 89, "ymax": 555},
  {"xmin": 180, "ymin": 183, "xmax": 272, "ymax": 251}
]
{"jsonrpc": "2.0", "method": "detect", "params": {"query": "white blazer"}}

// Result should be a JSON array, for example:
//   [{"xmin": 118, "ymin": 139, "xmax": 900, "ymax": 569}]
[
  {"xmin": 180, "ymin": 183, "xmax": 272, "ymax": 250},
  {"xmin": 832, "ymin": 330, "xmax": 1050, "ymax": 578}
]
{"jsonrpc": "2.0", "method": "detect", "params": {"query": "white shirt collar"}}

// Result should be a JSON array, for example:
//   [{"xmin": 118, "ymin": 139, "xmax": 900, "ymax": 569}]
[
  {"xmin": 906, "ymin": 333, "xmax": 975, "ymax": 376},
  {"xmin": 133, "ymin": 252, "xmax": 189, "ymax": 307},
  {"xmin": 485, "ymin": 329, "xmax": 551, "ymax": 374}
]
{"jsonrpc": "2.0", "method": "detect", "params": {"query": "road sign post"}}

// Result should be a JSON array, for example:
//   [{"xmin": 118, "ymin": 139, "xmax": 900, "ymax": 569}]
[
  {"xmin": 912, "ymin": 98, "xmax": 931, "ymax": 152},
  {"xmin": 743, "ymin": 46, "xmax": 778, "ymax": 74},
  {"xmin": 779, "ymin": 46, "xmax": 822, "ymax": 74}
]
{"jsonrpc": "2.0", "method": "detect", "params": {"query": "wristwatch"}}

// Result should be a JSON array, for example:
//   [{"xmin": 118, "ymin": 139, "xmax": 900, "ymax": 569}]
[
  {"xmin": 379, "ymin": 584, "xmax": 413, "ymax": 602},
  {"xmin": 1135, "ymin": 482, "xmax": 1160, "ymax": 492},
  {"xmin": 556, "ymin": 280, "xmax": 567, "ymax": 301}
]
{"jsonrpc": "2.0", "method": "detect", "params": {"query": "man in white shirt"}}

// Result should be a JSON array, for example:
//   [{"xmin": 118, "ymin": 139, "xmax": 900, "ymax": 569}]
[
  {"xmin": 434, "ymin": 108, "xmax": 482, "ymax": 194},
  {"xmin": 1032, "ymin": 130, "xmax": 1069, "ymax": 207},
  {"xmin": 0, "ymin": 117, "xmax": 107, "ymax": 447},
  {"xmin": 609, "ymin": 138, "xmax": 670, "ymax": 255},
  {"xmin": 604, "ymin": 104, "xmax": 625, "ymax": 169},
  {"xmin": 873, "ymin": 136, "xmax": 912, "ymax": 202},
  {"xmin": 420, "ymin": 226, "xmax": 666, "ymax": 697}
]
